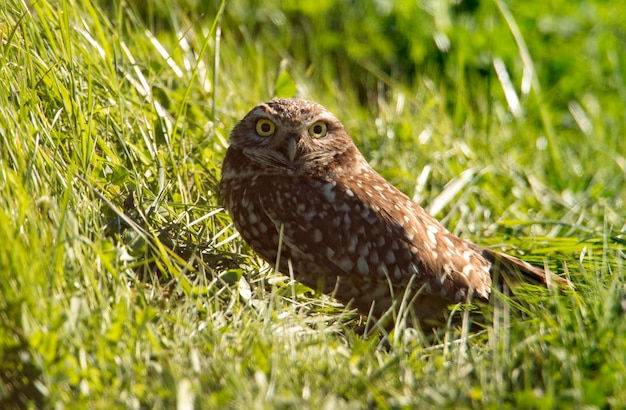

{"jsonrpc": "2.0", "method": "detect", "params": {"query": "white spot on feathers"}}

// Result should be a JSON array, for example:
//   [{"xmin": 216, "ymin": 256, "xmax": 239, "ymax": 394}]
[
  {"xmin": 385, "ymin": 250, "xmax": 396, "ymax": 264},
  {"xmin": 313, "ymin": 229, "xmax": 323, "ymax": 242},
  {"xmin": 322, "ymin": 183, "xmax": 336, "ymax": 201},
  {"xmin": 248, "ymin": 212, "xmax": 259, "ymax": 224},
  {"xmin": 426, "ymin": 229, "xmax": 437, "ymax": 245},
  {"xmin": 357, "ymin": 256, "xmax": 369, "ymax": 275}
]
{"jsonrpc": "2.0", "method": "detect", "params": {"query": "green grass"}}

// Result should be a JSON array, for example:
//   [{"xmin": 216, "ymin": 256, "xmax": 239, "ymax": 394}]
[{"xmin": 1, "ymin": 0, "xmax": 625, "ymax": 408}]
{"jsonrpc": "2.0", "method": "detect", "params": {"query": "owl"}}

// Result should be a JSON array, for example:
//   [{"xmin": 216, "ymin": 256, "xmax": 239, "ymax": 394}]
[{"xmin": 219, "ymin": 98, "xmax": 567, "ymax": 326}]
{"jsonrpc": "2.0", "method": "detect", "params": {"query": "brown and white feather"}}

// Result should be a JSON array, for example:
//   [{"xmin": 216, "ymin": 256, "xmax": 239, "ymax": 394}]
[{"xmin": 219, "ymin": 98, "xmax": 568, "ymax": 324}]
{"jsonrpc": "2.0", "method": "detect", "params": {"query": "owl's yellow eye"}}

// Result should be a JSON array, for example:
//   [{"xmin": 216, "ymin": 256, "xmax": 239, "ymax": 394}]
[
  {"xmin": 255, "ymin": 119, "xmax": 276, "ymax": 137},
  {"xmin": 308, "ymin": 121, "xmax": 327, "ymax": 138}
]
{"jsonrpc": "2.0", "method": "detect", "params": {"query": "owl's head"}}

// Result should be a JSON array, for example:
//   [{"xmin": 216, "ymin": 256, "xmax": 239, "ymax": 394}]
[{"xmin": 228, "ymin": 98, "xmax": 362, "ymax": 174}]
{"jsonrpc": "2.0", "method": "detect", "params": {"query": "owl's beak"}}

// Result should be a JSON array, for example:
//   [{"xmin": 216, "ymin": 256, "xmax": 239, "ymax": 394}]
[{"xmin": 285, "ymin": 135, "xmax": 298, "ymax": 162}]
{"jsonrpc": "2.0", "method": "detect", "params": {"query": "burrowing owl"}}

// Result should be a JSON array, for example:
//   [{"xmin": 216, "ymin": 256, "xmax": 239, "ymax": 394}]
[{"xmin": 219, "ymin": 98, "xmax": 567, "ymax": 325}]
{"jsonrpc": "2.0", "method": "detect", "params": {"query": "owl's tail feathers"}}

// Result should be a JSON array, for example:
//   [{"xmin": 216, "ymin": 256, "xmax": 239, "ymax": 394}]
[{"xmin": 470, "ymin": 244, "xmax": 573, "ymax": 290}]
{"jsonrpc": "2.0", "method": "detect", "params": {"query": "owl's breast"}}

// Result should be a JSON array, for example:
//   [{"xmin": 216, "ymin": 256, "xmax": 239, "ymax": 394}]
[
  {"xmin": 221, "ymin": 174, "xmax": 273, "ymax": 249},
  {"xmin": 221, "ymin": 170, "xmax": 343, "ymax": 283}
]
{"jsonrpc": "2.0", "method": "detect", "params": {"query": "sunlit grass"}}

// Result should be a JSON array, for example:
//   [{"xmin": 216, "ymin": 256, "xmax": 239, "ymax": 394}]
[{"xmin": 1, "ymin": 0, "xmax": 625, "ymax": 407}]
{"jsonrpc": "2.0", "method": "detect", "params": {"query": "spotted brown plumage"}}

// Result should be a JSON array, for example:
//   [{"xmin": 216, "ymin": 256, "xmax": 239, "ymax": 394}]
[{"xmin": 219, "ymin": 98, "xmax": 568, "ymax": 325}]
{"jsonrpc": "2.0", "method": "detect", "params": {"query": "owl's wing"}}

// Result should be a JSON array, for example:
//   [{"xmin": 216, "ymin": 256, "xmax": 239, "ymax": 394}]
[{"xmin": 259, "ymin": 174, "xmax": 493, "ymax": 303}]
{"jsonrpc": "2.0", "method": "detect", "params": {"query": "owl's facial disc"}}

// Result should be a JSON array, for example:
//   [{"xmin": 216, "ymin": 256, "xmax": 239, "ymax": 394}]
[
  {"xmin": 233, "ymin": 99, "xmax": 352, "ymax": 171},
  {"xmin": 283, "ymin": 120, "xmax": 328, "ymax": 162},
  {"xmin": 251, "ymin": 116, "xmax": 300, "ymax": 163}
]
